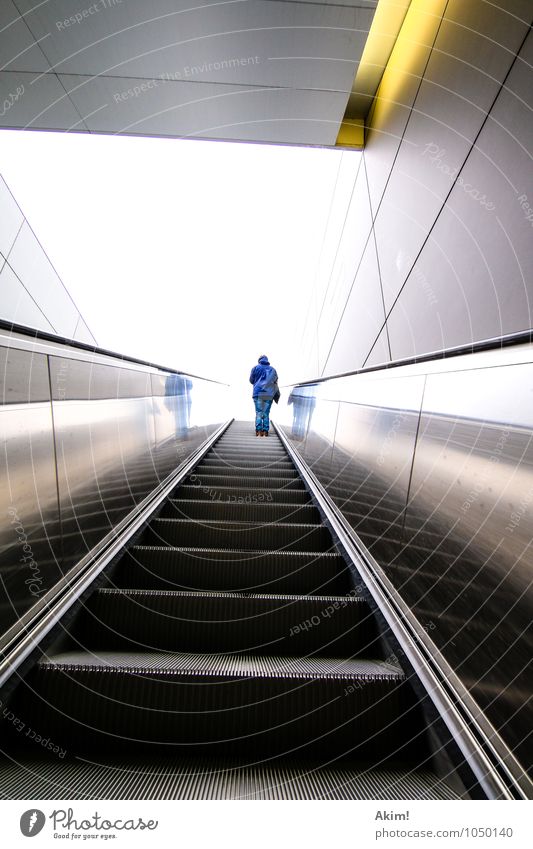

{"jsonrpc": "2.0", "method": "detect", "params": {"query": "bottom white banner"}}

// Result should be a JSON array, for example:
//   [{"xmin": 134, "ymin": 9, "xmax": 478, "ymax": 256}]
[{"xmin": 2, "ymin": 799, "xmax": 532, "ymax": 849}]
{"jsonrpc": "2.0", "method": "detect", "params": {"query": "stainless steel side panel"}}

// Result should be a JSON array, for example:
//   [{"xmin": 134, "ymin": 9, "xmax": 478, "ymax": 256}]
[
  {"xmin": 285, "ymin": 384, "xmax": 338, "ymax": 483},
  {"xmin": 280, "ymin": 373, "xmax": 425, "ymax": 561},
  {"xmin": 279, "ymin": 350, "xmax": 533, "ymax": 777},
  {"xmin": 329, "ymin": 374, "xmax": 424, "ymax": 558},
  {"xmin": 0, "ymin": 349, "xmax": 61, "ymax": 635},
  {"xmin": 1, "ymin": 342, "xmax": 229, "ymax": 645},
  {"xmin": 52, "ymin": 395, "xmax": 158, "ymax": 570},
  {"xmin": 403, "ymin": 364, "xmax": 533, "ymax": 774},
  {"xmin": 50, "ymin": 354, "xmax": 159, "ymax": 570}
]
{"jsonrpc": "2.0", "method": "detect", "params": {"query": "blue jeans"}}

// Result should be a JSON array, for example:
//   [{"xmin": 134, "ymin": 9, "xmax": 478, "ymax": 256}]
[{"xmin": 254, "ymin": 397, "xmax": 273, "ymax": 432}]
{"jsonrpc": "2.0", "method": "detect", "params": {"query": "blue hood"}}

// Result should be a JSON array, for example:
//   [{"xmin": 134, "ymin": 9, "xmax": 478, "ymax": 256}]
[{"xmin": 249, "ymin": 358, "xmax": 278, "ymax": 398}]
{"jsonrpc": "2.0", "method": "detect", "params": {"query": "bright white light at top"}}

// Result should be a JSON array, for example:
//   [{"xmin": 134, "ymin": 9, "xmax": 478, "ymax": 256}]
[{"xmin": 0, "ymin": 130, "xmax": 352, "ymax": 413}]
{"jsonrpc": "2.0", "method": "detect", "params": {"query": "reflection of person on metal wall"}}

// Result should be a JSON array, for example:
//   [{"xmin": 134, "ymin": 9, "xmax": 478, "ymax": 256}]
[
  {"xmin": 165, "ymin": 373, "xmax": 193, "ymax": 438},
  {"xmin": 249, "ymin": 355, "xmax": 279, "ymax": 436},
  {"xmin": 288, "ymin": 384, "xmax": 316, "ymax": 439}
]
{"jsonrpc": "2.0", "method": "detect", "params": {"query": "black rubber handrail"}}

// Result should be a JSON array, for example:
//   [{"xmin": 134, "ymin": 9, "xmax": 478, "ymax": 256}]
[
  {"xmin": 282, "ymin": 329, "xmax": 533, "ymax": 388},
  {"xmin": 0, "ymin": 318, "xmax": 228, "ymax": 384}
]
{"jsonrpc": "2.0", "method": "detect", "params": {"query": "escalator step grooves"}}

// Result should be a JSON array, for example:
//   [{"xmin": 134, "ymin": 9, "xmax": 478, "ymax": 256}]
[
  {"xmin": 0, "ymin": 756, "xmax": 463, "ymax": 800},
  {"xmin": 38, "ymin": 651, "xmax": 403, "ymax": 679},
  {"xmin": 95, "ymin": 587, "xmax": 359, "ymax": 601},
  {"xmin": 160, "ymin": 500, "xmax": 321, "ymax": 524},
  {"xmin": 209, "ymin": 447, "xmax": 288, "ymax": 455},
  {"xmin": 201, "ymin": 458, "xmax": 294, "ymax": 468},
  {"xmin": 192, "ymin": 466, "xmax": 300, "ymax": 479},
  {"xmin": 144, "ymin": 520, "xmax": 333, "ymax": 551},
  {"xmin": 112, "ymin": 547, "xmax": 351, "ymax": 595},
  {"xmin": 175, "ymin": 484, "xmax": 311, "ymax": 503},
  {"xmin": 182, "ymin": 474, "xmax": 305, "ymax": 489}
]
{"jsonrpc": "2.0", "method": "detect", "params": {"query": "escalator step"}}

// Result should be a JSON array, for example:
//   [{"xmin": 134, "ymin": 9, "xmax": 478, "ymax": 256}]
[
  {"xmin": 191, "ymin": 465, "xmax": 300, "ymax": 479},
  {"xmin": 112, "ymin": 547, "xmax": 351, "ymax": 595},
  {"xmin": 200, "ymin": 457, "xmax": 294, "ymax": 469},
  {"xmin": 75, "ymin": 588, "xmax": 379, "ymax": 656},
  {"xmin": 217, "ymin": 433, "xmax": 284, "ymax": 439},
  {"xmin": 209, "ymin": 445, "xmax": 288, "ymax": 454},
  {"xmin": 175, "ymin": 484, "xmax": 311, "ymax": 504},
  {"xmin": 160, "ymin": 499, "xmax": 321, "ymax": 524},
  {"xmin": 143, "ymin": 519, "xmax": 333, "ymax": 551},
  {"xmin": 209, "ymin": 452, "xmax": 289, "ymax": 462},
  {"xmin": 18, "ymin": 652, "xmax": 419, "ymax": 757},
  {"xmin": 182, "ymin": 473, "xmax": 305, "ymax": 490},
  {"xmin": 0, "ymin": 753, "xmax": 463, "ymax": 800}
]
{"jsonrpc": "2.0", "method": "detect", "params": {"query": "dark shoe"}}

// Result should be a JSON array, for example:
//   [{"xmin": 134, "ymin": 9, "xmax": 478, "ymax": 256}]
[
  {"xmin": 264, "ymin": 431, "xmax": 269, "ymax": 436},
  {"xmin": 256, "ymin": 430, "xmax": 260, "ymax": 436},
  {"xmin": 260, "ymin": 431, "xmax": 265, "ymax": 437}
]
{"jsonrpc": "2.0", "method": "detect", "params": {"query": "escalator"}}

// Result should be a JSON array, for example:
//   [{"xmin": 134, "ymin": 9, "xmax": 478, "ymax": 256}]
[{"xmin": 0, "ymin": 421, "xmax": 466, "ymax": 799}]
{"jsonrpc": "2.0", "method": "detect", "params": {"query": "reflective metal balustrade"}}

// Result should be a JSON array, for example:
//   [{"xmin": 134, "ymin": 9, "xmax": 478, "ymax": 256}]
[
  {"xmin": 0, "ymin": 417, "xmax": 468, "ymax": 800},
  {"xmin": 0, "ymin": 329, "xmax": 229, "ymax": 649},
  {"xmin": 0, "ymin": 327, "xmax": 531, "ymax": 799},
  {"xmin": 277, "ymin": 344, "xmax": 533, "ymax": 788}
]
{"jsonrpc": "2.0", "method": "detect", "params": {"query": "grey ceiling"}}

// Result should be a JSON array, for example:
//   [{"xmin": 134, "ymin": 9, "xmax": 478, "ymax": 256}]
[{"xmin": 0, "ymin": 0, "xmax": 377, "ymax": 146}]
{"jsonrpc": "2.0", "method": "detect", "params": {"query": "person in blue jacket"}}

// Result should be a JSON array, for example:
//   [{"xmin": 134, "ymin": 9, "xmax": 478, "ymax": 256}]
[{"xmin": 249, "ymin": 355, "xmax": 279, "ymax": 436}]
